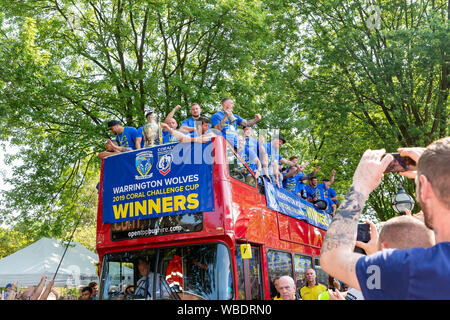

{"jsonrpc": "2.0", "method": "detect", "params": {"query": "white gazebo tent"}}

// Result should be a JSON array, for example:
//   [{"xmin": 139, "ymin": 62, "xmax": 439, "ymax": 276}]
[{"xmin": 0, "ymin": 237, "xmax": 99, "ymax": 287}]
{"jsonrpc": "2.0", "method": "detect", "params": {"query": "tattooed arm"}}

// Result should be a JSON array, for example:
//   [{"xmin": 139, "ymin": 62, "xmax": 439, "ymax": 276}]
[{"xmin": 320, "ymin": 149, "xmax": 393, "ymax": 290}]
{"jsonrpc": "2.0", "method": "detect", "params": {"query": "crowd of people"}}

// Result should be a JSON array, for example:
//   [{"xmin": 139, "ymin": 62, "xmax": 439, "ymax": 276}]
[
  {"xmin": 100, "ymin": 98, "xmax": 340, "ymax": 215},
  {"xmin": 320, "ymin": 137, "xmax": 450, "ymax": 299},
  {"xmin": 271, "ymin": 201, "xmax": 440, "ymax": 300},
  {"xmin": 1, "ymin": 278, "xmax": 99, "ymax": 300}
]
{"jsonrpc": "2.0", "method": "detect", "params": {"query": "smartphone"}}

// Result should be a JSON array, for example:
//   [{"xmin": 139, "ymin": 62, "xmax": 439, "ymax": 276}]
[
  {"xmin": 357, "ymin": 223, "xmax": 371, "ymax": 243},
  {"xmin": 354, "ymin": 223, "xmax": 371, "ymax": 255},
  {"xmin": 384, "ymin": 153, "xmax": 417, "ymax": 173}
]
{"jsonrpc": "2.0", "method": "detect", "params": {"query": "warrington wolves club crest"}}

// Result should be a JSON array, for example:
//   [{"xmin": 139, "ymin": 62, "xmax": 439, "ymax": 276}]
[{"xmin": 135, "ymin": 151, "xmax": 153, "ymax": 179}]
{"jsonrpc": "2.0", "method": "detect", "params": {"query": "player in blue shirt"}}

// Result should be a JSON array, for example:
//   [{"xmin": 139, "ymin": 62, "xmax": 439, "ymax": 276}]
[
  {"xmin": 262, "ymin": 136, "xmax": 295, "ymax": 188},
  {"xmin": 305, "ymin": 171, "xmax": 336, "ymax": 212},
  {"xmin": 320, "ymin": 138, "xmax": 450, "ymax": 299},
  {"xmin": 320, "ymin": 177, "xmax": 338, "ymax": 215},
  {"xmin": 243, "ymin": 126, "xmax": 270, "ymax": 180},
  {"xmin": 236, "ymin": 136, "xmax": 262, "ymax": 184},
  {"xmin": 282, "ymin": 166, "xmax": 301, "ymax": 192},
  {"xmin": 108, "ymin": 120, "xmax": 138, "ymax": 150},
  {"xmin": 179, "ymin": 103, "xmax": 205, "ymax": 137},
  {"xmin": 160, "ymin": 117, "xmax": 216, "ymax": 144},
  {"xmin": 161, "ymin": 105, "xmax": 184, "ymax": 143},
  {"xmin": 211, "ymin": 97, "xmax": 261, "ymax": 149}
]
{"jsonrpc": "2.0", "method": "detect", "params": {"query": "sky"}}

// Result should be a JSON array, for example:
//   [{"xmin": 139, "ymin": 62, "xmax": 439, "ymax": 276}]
[
  {"xmin": 0, "ymin": 142, "xmax": 15, "ymax": 192},
  {"xmin": 0, "ymin": 141, "xmax": 21, "ymax": 228}
]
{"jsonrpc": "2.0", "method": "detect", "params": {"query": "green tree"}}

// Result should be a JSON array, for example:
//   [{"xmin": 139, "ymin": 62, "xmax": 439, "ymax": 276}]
[
  {"xmin": 0, "ymin": 0, "xmax": 299, "ymax": 237},
  {"xmin": 0, "ymin": 228, "xmax": 31, "ymax": 259},
  {"xmin": 280, "ymin": 0, "xmax": 449, "ymax": 220}
]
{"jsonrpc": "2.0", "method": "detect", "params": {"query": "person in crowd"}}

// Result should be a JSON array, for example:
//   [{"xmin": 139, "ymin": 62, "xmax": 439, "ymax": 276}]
[
  {"xmin": 320, "ymin": 137, "xmax": 450, "ymax": 299},
  {"xmin": 88, "ymin": 282, "xmax": 98, "ymax": 300},
  {"xmin": 305, "ymin": 170, "xmax": 336, "ymax": 212},
  {"xmin": 274, "ymin": 276, "xmax": 299, "ymax": 300},
  {"xmin": 356, "ymin": 216, "xmax": 435, "ymax": 256},
  {"xmin": 329, "ymin": 214, "xmax": 435, "ymax": 300},
  {"xmin": 281, "ymin": 158, "xmax": 306, "ymax": 192},
  {"xmin": 179, "ymin": 103, "xmax": 205, "ymax": 137},
  {"xmin": 162, "ymin": 104, "xmax": 183, "ymax": 143},
  {"xmin": 321, "ymin": 176, "xmax": 339, "ymax": 214},
  {"xmin": 318, "ymin": 276, "xmax": 342, "ymax": 300},
  {"xmin": 97, "ymin": 139, "xmax": 132, "ymax": 159},
  {"xmin": 300, "ymin": 268, "xmax": 327, "ymax": 300},
  {"xmin": 211, "ymin": 97, "xmax": 261, "ymax": 149},
  {"xmin": 271, "ymin": 277, "xmax": 281, "ymax": 300},
  {"xmin": 107, "ymin": 120, "xmax": 138, "ymax": 150},
  {"xmin": 5, "ymin": 277, "xmax": 56, "ymax": 300},
  {"xmin": 160, "ymin": 117, "xmax": 216, "ymax": 143},
  {"xmin": 236, "ymin": 135, "xmax": 262, "ymax": 184},
  {"xmin": 262, "ymin": 135, "xmax": 295, "ymax": 188},
  {"xmin": 305, "ymin": 177, "xmax": 327, "ymax": 210},
  {"xmin": 3, "ymin": 283, "xmax": 13, "ymax": 300},
  {"xmin": 243, "ymin": 126, "xmax": 270, "ymax": 180},
  {"xmin": 80, "ymin": 286, "xmax": 93, "ymax": 300},
  {"xmin": 296, "ymin": 178, "xmax": 309, "ymax": 199},
  {"xmin": 295, "ymin": 165, "xmax": 321, "ymax": 198}
]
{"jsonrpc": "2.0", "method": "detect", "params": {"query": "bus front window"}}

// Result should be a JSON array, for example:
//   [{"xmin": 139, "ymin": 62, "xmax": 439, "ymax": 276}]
[{"xmin": 100, "ymin": 243, "xmax": 233, "ymax": 300}]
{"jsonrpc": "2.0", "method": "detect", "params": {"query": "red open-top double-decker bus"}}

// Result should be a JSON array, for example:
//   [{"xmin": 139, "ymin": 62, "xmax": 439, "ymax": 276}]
[{"xmin": 96, "ymin": 136, "xmax": 330, "ymax": 300}]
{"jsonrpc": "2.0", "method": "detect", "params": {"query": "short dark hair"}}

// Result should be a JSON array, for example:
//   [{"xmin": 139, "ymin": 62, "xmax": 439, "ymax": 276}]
[
  {"xmin": 82, "ymin": 286, "xmax": 93, "ymax": 294},
  {"xmin": 107, "ymin": 120, "xmax": 120, "ymax": 128},
  {"xmin": 221, "ymin": 97, "xmax": 232, "ymax": 105},
  {"xmin": 418, "ymin": 137, "xmax": 450, "ymax": 209},
  {"xmin": 197, "ymin": 117, "xmax": 210, "ymax": 124},
  {"xmin": 145, "ymin": 111, "xmax": 156, "ymax": 119}
]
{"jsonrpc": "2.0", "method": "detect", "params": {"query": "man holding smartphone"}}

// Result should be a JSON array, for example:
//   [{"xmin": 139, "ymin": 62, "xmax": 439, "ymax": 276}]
[{"xmin": 320, "ymin": 137, "xmax": 450, "ymax": 299}]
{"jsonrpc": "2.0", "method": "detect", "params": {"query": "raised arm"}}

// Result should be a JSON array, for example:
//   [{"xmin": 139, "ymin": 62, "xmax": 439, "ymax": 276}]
[
  {"xmin": 39, "ymin": 280, "xmax": 55, "ymax": 300},
  {"xmin": 329, "ymin": 169, "xmax": 336, "ymax": 185},
  {"xmin": 164, "ymin": 105, "xmax": 181, "ymax": 124},
  {"xmin": 283, "ymin": 166, "xmax": 298, "ymax": 179},
  {"xmin": 213, "ymin": 110, "xmax": 231, "ymax": 131},
  {"xmin": 161, "ymin": 123, "xmax": 192, "ymax": 143},
  {"xmin": 31, "ymin": 276, "xmax": 47, "ymax": 300},
  {"xmin": 240, "ymin": 113, "xmax": 261, "ymax": 128},
  {"xmin": 320, "ymin": 149, "xmax": 393, "ymax": 290}
]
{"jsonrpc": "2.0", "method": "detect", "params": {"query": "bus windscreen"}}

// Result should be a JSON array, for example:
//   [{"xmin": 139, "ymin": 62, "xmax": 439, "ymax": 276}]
[{"xmin": 99, "ymin": 243, "xmax": 233, "ymax": 300}]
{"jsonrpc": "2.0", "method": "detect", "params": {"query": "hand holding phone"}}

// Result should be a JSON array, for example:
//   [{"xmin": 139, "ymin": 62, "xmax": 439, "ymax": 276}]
[
  {"xmin": 384, "ymin": 153, "xmax": 417, "ymax": 173},
  {"xmin": 354, "ymin": 221, "xmax": 379, "ymax": 255}
]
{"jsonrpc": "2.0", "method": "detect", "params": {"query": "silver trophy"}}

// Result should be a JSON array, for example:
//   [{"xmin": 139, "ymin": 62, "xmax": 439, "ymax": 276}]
[
  {"xmin": 225, "ymin": 110, "xmax": 237, "ymax": 123},
  {"xmin": 143, "ymin": 111, "xmax": 160, "ymax": 147}
]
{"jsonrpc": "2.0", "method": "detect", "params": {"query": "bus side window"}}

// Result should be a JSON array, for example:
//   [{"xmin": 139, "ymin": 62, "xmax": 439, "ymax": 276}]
[
  {"xmin": 226, "ymin": 146, "xmax": 256, "ymax": 187},
  {"xmin": 294, "ymin": 254, "xmax": 313, "ymax": 293},
  {"xmin": 313, "ymin": 257, "xmax": 329, "ymax": 287},
  {"xmin": 266, "ymin": 249, "xmax": 293, "ymax": 299}
]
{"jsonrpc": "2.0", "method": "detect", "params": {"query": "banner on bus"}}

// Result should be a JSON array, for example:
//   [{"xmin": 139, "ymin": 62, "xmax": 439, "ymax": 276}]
[
  {"xmin": 263, "ymin": 179, "xmax": 332, "ymax": 230},
  {"xmin": 102, "ymin": 142, "xmax": 214, "ymax": 224}
]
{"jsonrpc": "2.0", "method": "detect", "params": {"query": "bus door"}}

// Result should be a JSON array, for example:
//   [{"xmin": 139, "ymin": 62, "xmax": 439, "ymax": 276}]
[{"xmin": 235, "ymin": 243, "xmax": 264, "ymax": 300}]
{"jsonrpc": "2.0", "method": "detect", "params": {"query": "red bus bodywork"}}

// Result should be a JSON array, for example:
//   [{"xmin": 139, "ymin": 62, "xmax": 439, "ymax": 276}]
[{"xmin": 96, "ymin": 136, "xmax": 326, "ymax": 300}]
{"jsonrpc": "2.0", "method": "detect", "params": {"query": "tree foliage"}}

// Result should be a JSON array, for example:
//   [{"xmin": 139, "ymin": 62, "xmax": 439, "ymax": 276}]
[{"xmin": 0, "ymin": 0, "xmax": 448, "ymax": 244}]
